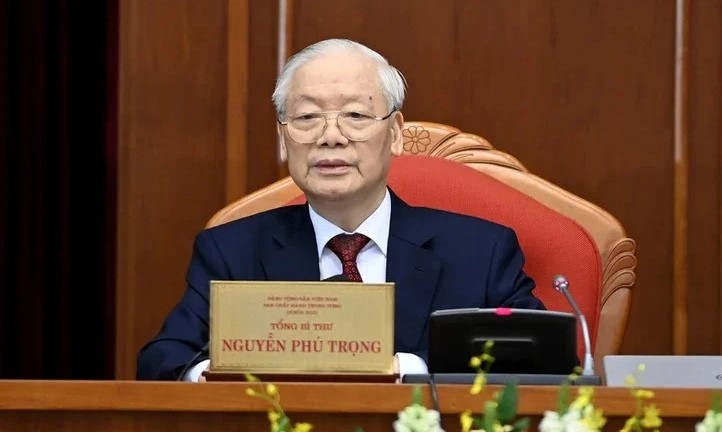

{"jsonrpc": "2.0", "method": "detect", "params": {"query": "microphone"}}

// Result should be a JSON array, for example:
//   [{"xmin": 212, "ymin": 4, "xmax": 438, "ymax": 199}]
[
  {"xmin": 177, "ymin": 274, "xmax": 349, "ymax": 381},
  {"xmin": 552, "ymin": 274, "xmax": 595, "ymax": 377}
]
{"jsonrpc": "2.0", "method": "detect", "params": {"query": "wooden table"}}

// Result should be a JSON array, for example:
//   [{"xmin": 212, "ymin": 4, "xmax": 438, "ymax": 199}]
[{"xmin": 0, "ymin": 380, "xmax": 716, "ymax": 431}]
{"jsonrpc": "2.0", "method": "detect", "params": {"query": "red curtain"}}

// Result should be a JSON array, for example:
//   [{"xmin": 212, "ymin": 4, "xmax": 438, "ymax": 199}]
[{"xmin": 0, "ymin": 0, "xmax": 117, "ymax": 379}]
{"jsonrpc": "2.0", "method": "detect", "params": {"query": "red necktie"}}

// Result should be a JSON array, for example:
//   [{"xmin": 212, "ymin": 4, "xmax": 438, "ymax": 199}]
[{"xmin": 326, "ymin": 233, "xmax": 371, "ymax": 282}]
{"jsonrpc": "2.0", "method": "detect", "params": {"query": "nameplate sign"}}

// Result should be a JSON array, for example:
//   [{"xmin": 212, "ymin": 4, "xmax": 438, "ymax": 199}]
[{"xmin": 209, "ymin": 280, "xmax": 395, "ymax": 375}]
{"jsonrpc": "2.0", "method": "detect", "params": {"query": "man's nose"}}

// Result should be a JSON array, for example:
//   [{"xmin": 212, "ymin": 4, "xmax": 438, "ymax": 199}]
[{"xmin": 316, "ymin": 117, "xmax": 349, "ymax": 147}]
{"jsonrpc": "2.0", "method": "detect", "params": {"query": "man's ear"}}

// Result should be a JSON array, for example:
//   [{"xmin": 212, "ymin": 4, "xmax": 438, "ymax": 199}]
[
  {"xmin": 277, "ymin": 123, "xmax": 288, "ymax": 162},
  {"xmin": 389, "ymin": 111, "xmax": 404, "ymax": 156}
]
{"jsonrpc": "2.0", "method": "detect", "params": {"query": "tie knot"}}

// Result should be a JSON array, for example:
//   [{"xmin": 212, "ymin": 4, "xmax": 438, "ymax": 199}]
[{"xmin": 327, "ymin": 233, "xmax": 371, "ymax": 264}]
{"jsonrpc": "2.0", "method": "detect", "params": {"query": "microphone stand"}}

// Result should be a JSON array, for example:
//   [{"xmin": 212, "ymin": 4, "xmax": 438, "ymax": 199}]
[{"xmin": 553, "ymin": 275, "xmax": 596, "ymax": 377}]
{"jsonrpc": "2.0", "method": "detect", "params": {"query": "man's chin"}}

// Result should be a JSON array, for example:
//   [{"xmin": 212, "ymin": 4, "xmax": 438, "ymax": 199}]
[
  {"xmin": 299, "ymin": 176, "xmax": 356, "ymax": 199},
  {"xmin": 309, "ymin": 189, "xmax": 353, "ymax": 202},
  {"xmin": 303, "ymin": 184, "xmax": 358, "ymax": 203}
]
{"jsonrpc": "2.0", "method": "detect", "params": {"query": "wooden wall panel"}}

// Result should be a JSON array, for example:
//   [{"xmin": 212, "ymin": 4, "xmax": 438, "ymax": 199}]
[
  {"xmin": 672, "ymin": 0, "xmax": 690, "ymax": 355},
  {"xmin": 686, "ymin": 0, "xmax": 722, "ymax": 354},
  {"xmin": 290, "ymin": 0, "xmax": 676, "ymax": 355},
  {"xmin": 245, "ymin": 0, "xmax": 284, "ymax": 192},
  {"xmin": 116, "ymin": 0, "xmax": 230, "ymax": 379},
  {"xmin": 224, "ymin": 0, "xmax": 283, "ymax": 200},
  {"xmin": 225, "ymin": 0, "xmax": 249, "ymax": 202}
]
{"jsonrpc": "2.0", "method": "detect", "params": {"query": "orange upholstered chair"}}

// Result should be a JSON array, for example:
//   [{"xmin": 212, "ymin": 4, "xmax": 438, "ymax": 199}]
[{"xmin": 206, "ymin": 121, "xmax": 637, "ymax": 374}]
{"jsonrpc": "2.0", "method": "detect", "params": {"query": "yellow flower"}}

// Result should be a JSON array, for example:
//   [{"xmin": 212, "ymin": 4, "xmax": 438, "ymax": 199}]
[
  {"xmin": 266, "ymin": 384, "xmax": 279, "ymax": 397},
  {"xmin": 244, "ymin": 373, "xmax": 260, "ymax": 382},
  {"xmin": 567, "ymin": 370, "xmax": 581, "ymax": 382},
  {"xmin": 493, "ymin": 423, "xmax": 506, "ymax": 432},
  {"xmin": 635, "ymin": 390, "xmax": 655, "ymax": 399},
  {"xmin": 578, "ymin": 386, "xmax": 594, "ymax": 398},
  {"xmin": 268, "ymin": 411, "xmax": 280, "ymax": 428},
  {"xmin": 571, "ymin": 386, "xmax": 594, "ymax": 409},
  {"xmin": 625, "ymin": 375, "xmax": 637, "ymax": 387},
  {"xmin": 494, "ymin": 422, "xmax": 507, "ymax": 432},
  {"xmin": 292, "ymin": 422, "xmax": 313, "ymax": 432},
  {"xmin": 460, "ymin": 410, "xmax": 474, "ymax": 432},
  {"xmin": 245, "ymin": 380, "xmax": 313, "ymax": 432},
  {"xmin": 621, "ymin": 417, "xmax": 638, "ymax": 432},
  {"xmin": 641, "ymin": 405, "xmax": 662, "ymax": 428},
  {"xmin": 469, "ymin": 356, "xmax": 482, "ymax": 368},
  {"xmin": 582, "ymin": 407, "xmax": 607, "ymax": 429},
  {"xmin": 470, "ymin": 373, "xmax": 486, "ymax": 395}
]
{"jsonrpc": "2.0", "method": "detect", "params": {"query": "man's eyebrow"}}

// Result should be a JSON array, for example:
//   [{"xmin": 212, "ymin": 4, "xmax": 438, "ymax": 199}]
[
  {"xmin": 290, "ymin": 93, "xmax": 374, "ymax": 105},
  {"xmin": 292, "ymin": 95, "xmax": 321, "ymax": 104}
]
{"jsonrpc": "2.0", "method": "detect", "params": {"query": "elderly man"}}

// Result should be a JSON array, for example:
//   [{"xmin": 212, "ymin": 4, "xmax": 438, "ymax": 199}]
[{"xmin": 136, "ymin": 38, "xmax": 545, "ymax": 381}]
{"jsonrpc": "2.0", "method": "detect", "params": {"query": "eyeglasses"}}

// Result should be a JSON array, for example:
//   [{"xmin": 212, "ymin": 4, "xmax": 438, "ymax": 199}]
[{"xmin": 278, "ymin": 109, "xmax": 395, "ymax": 144}]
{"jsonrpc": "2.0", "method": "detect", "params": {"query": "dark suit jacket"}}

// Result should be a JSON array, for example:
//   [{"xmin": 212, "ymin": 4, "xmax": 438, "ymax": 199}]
[{"xmin": 136, "ymin": 192, "xmax": 545, "ymax": 380}]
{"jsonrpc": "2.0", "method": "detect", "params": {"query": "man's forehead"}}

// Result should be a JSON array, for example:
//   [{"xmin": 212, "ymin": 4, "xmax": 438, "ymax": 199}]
[
  {"xmin": 292, "ymin": 51, "xmax": 378, "ymax": 85},
  {"xmin": 287, "ymin": 53, "xmax": 385, "ymax": 107},
  {"xmin": 302, "ymin": 49, "xmax": 373, "ymax": 68}
]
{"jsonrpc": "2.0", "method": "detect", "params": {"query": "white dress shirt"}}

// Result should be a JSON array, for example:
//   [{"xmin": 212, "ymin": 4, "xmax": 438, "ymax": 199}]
[{"xmin": 184, "ymin": 188, "xmax": 427, "ymax": 381}]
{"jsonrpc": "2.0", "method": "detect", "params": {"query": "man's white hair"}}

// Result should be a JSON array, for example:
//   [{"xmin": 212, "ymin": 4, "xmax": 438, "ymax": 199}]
[{"xmin": 272, "ymin": 39, "xmax": 406, "ymax": 117}]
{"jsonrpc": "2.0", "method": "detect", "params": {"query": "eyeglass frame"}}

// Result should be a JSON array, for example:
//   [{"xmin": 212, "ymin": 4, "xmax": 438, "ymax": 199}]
[{"xmin": 277, "ymin": 108, "xmax": 397, "ymax": 144}]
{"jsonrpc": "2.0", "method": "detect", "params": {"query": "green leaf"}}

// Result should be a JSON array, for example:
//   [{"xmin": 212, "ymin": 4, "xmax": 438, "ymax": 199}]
[
  {"xmin": 275, "ymin": 416, "xmax": 291, "ymax": 432},
  {"xmin": 712, "ymin": 391, "xmax": 721, "ymax": 413},
  {"xmin": 512, "ymin": 417, "xmax": 531, "ymax": 432},
  {"xmin": 412, "ymin": 384, "xmax": 423, "ymax": 406},
  {"xmin": 483, "ymin": 400, "xmax": 498, "ymax": 432},
  {"xmin": 472, "ymin": 417, "xmax": 486, "ymax": 429},
  {"xmin": 352, "ymin": 427, "xmax": 365, "ymax": 432},
  {"xmin": 496, "ymin": 381, "xmax": 519, "ymax": 423},
  {"xmin": 558, "ymin": 383, "xmax": 570, "ymax": 416}
]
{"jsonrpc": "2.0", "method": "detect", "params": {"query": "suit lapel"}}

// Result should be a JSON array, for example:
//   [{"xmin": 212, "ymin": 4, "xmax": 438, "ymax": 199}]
[
  {"xmin": 386, "ymin": 192, "xmax": 442, "ymax": 352},
  {"xmin": 262, "ymin": 205, "xmax": 321, "ymax": 281},
  {"xmin": 260, "ymin": 195, "xmax": 442, "ymax": 352}
]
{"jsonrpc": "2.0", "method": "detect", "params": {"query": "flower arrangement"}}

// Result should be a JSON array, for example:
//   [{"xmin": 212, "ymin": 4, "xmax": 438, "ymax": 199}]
[
  {"xmin": 539, "ymin": 371, "xmax": 607, "ymax": 432},
  {"xmin": 392, "ymin": 385, "xmax": 444, "ymax": 432},
  {"xmin": 696, "ymin": 392, "xmax": 722, "ymax": 432},
  {"xmin": 460, "ymin": 340, "xmax": 530, "ymax": 432},
  {"xmin": 243, "ymin": 373, "xmax": 313, "ymax": 432},
  {"xmin": 243, "ymin": 357, "xmax": 718, "ymax": 432},
  {"xmin": 619, "ymin": 364, "xmax": 662, "ymax": 432}
]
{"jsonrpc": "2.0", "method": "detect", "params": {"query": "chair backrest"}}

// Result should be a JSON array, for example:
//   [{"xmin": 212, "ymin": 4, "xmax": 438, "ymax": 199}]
[{"xmin": 206, "ymin": 121, "xmax": 637, "ymax": 372}]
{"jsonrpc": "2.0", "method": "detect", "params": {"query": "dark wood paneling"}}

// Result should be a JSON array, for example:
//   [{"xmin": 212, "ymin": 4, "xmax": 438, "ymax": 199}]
[
  {"xmin": 687, "ymin": 0, "xmax": 722, "ymax": 354},
  {"xmin": 116, "ymin": 0, "xmax": 229, "ymax": 379},
  {"xmin": 673, "ymin": 0, "xmax": 690, "ymax": 355},
  {"xmin": 226, "ymin": 0, "xmax": 249, "ymax": 201},
  {"xmin": 290, "ymin": 0, "xmax": 676, "ymax": 354},
  {"xmin": 245, "ymin": 0, "xmax": 282, "ymax": 193}
]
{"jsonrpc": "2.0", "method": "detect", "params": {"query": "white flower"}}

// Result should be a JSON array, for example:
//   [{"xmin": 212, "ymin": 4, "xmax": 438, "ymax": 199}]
[
  {"xmin": 393, "ymin": 404, "xmax": 445, "ymax": 432},
  {"xmin": 539, "ymin": 407, "xmax": 601, "ymax": 432},
  {"xmin": 696, "ymin": 410, "xmax": 722, "ymax": 432},
  {"xmin": 539, "ymin": 411, "xmax": 564, "ymax": 432}
]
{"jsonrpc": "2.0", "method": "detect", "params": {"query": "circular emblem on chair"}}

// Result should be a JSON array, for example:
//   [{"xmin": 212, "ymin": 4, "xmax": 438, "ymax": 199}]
[{"xmin": 402, "ymin": 126, "xmax": 431, "ymax": 154}]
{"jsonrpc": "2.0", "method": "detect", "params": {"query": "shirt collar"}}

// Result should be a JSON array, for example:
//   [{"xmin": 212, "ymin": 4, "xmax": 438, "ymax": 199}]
[{"xmin": 308, "ymin": 189, "xmax": 391, "ymax": 259}]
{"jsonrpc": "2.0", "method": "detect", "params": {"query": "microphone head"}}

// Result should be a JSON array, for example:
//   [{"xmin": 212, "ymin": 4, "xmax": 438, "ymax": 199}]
[{"xmin": 552, "ymin": 274, "xmax": 569, "ymax": 291}]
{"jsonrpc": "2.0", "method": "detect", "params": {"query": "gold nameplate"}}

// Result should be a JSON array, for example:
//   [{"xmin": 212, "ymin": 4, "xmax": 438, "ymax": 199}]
[{"xmin": 209, "ymin": 280, "xmax": 395, "ymax": 375}]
